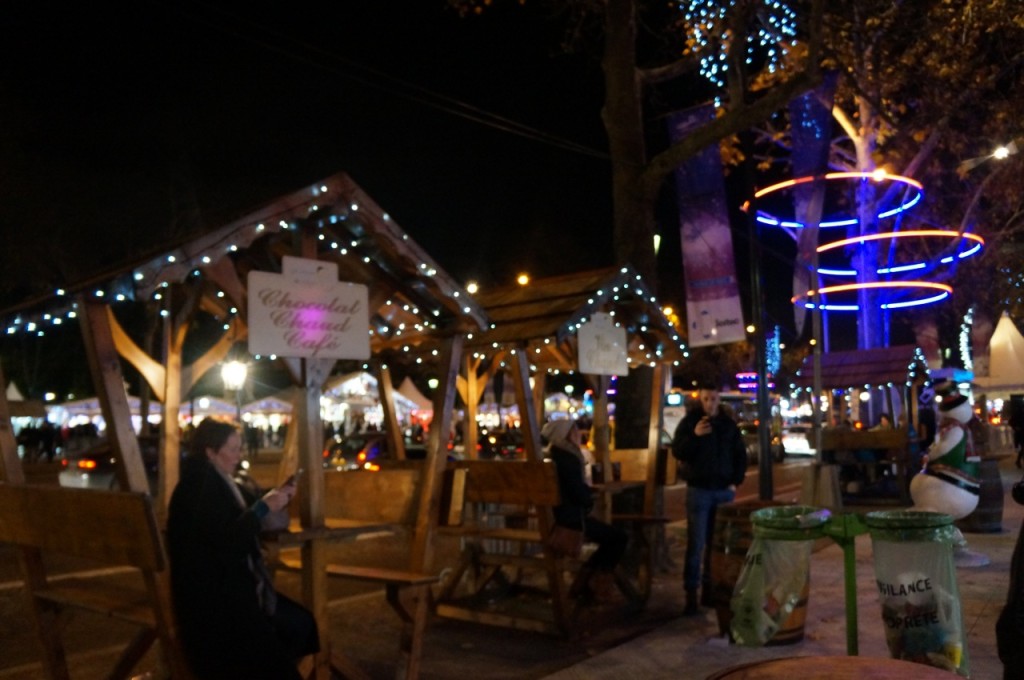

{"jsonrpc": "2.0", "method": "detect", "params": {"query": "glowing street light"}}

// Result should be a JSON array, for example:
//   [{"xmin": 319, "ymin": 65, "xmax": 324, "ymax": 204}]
[{"xmin": 221, "ymin": 360, "xmax": 248, "ymax": 423}]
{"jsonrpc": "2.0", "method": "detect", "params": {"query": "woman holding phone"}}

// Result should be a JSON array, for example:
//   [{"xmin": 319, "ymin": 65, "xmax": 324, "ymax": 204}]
[{"xmin": 167, "ymin": 417, "xmax": 318, "ymax": 679}]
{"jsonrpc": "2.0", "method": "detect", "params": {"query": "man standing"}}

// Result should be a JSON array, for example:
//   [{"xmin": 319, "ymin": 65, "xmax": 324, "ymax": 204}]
[{"xmin": 672, "ymin": 384, "xmax": 748, "ymax": 616}]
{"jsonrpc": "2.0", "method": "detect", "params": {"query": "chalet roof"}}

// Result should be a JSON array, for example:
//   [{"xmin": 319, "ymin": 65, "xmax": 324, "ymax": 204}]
[
  {"xmin": 4, "ymin": 172, "xmax": 489, "ymax": 355},
  {"xmin": 793, "ymin": 345, "xmax": 930, "ymax": 389},
  {"xmin": 467, "ymin": 266, "xmax": 686, "ymax": 372}
]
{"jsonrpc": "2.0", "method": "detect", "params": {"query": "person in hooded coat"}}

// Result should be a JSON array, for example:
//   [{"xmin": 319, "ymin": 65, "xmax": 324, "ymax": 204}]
[{"xmin": 541, "ymin": 418, "xmax": 628, "ymax": 602}]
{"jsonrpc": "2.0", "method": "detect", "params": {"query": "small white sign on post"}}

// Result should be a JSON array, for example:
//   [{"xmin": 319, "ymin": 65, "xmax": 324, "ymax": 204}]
[
  {"xmin": 577, "ymin": 312, "xmax": 628, "ymax": 376},
  {"xmin": 248, "ymin": 257, "xmax": 370, "ymax": 360}
]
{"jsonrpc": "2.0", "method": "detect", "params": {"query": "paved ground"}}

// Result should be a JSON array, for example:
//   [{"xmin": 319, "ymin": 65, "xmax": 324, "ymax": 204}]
[{"xmin": 1, "ymin": 451, "xmax": 1019, "ymax": 678}]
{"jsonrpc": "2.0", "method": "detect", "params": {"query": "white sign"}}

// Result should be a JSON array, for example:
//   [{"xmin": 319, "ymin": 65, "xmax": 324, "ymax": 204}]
[
  {"xmin": 577, "ymin": 313, "xmax": 628, "ymax": 376},
  {"xmin": 248, "ymin": 262, "xmax": 370, "ymax": 360}
]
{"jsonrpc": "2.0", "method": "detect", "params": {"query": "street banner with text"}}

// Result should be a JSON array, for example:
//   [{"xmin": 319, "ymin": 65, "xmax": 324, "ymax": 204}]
[{"xmin": 668, "ymin": 104, "xmax": 745, "ymax": 347}]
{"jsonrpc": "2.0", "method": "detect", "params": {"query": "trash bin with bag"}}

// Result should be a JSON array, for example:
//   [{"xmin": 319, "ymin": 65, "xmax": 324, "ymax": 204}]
[
  {"xmin": 865, "ymin": 510, "xmax": 969, "ymax": 677},
  {"xmin": 729, "ymin": 505, "xmax": 830, "ymax": 646}
]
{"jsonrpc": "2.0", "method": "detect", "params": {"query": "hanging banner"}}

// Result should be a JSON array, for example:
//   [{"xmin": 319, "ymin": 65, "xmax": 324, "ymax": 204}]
[
  {"xmin": 668, "ymin": 104, "xmax": 745, "ymax": 347},
  {"xmin": 248, "ymin": 256, "xmax": 370, "ymax": 360},
  {"xmin": 790, "ymin": 71, "xmax": 838, "ymax": 335}
]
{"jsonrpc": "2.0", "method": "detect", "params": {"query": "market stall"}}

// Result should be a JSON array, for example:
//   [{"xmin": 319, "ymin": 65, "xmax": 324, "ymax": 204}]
[
  {"xmin": 793, "ymin": 345, "xmax": 930, "ymax": 505},
  {"xmin": 0, "ymin": 171, "xmax": 488, "ymax": 680}
]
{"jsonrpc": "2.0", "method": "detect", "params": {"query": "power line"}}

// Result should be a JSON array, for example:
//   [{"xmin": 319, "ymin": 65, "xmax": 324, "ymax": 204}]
[{"xmin": 158, "ymin": 1, "xmax": 611, "ymax": 161}]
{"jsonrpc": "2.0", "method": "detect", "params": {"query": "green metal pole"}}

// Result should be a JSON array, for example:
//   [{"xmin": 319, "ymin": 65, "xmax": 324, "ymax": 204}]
[{"xmin": 823, "ymin": 513, "xmax": 869, "ymax": 656}]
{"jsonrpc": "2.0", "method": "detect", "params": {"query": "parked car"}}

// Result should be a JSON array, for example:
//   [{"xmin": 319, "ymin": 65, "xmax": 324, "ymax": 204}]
[
  {"xmin": 58, "ymin": 437, "xmax": 159, "ymax": 491},
  {"xmin": 323, "ymin": 432, "xmax": 388, "ymax": 471},
  {"xmin": 477, "ymin": 429, "xmax": 524, "ymax": 460},
  {"xmin": 738, "ymin": 421, "xmax": 786, "ymax": 464},
  {"xmin": 781, "ymin": 423, "xmax": 817, "ymax": 456}
]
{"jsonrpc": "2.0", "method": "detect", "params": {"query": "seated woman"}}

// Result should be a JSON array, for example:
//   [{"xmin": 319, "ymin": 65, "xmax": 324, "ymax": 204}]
[
  {"xmin": 541, "ymin": 419, "xmax": 628, "ymax": 603},
  {"xmin": 167, "ymin": 418, "xmax": 319, "ymax": 680}
]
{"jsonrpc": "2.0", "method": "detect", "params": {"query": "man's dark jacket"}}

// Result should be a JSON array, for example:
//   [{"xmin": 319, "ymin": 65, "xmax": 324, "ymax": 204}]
[{"xmin": 671, "ymin": 406, "xmax": 747, "ymax": 490}]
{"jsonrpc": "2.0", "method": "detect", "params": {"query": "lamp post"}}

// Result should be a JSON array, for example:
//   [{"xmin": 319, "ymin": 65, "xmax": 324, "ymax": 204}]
[{"xmin": 221, "ymin": 360, "xmax": 248, "ymax": 424}]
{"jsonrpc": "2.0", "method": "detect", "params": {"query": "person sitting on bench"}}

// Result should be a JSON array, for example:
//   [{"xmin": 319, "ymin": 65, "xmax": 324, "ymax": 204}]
[
  {"xmin": 541, "ymin": 419, "xmax": 628, "ymax": 603},
  {"xmin": 167, "ymin": 417, "xmax": 319, "ymax": 680}
]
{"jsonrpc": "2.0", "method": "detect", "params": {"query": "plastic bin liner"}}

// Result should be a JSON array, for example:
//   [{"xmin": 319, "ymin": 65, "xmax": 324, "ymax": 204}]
[
  {"xmin": 866, "ymin": 510, "xmax": 969, "ymax": 677},
  {"xmin": 729, "ymin": 506, "xmax": 829, "ymax": 646}
]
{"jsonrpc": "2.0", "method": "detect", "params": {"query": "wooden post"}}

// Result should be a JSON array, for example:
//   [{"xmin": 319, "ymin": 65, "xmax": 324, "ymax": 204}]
[
  {"xmin": 159, "ymin": 309, "xmax": 182, "ymax": 515},
  {"xmin": 297, "ymin": 357, "xmax": 332, "ymax": 680},
  {"xmin": 410, "ymin": 334, "xmax": 463, "ymax": 570},
  {"xmin": 510, "ymin": 346, "xmax": 541, "ymax": 463},
  {"xmin": 644, "ymin": 363, "xmax": 667, "ymax": 516},
  {"xmin": 0, "ymin": 364, "xmax": 24, "ymax": 486},
  {"xmin": 532, "ymin": 371, "xmax": 546, "ymax": 430},
  {"xmin": 378, "ymin": 362, "xmax": 406, "ymax": 460},
  {"xmin": 79, "ymin": 298, "xmax": 150, "ymax": 494},
  {"xmin": 509, "ymin": 344, "xmax": 569, "ymax": 634},
  {"xmin": 592, "ymin": 374, "xmax": 612, "ymax": 473},
  {"xmin": 463, "ymin": 355, "xmax": 479, "ymax": 460}
]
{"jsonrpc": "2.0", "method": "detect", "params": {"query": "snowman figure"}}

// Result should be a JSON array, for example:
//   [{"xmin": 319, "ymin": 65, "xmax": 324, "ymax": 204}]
[{"xmin": 909, "ymin": 380, "xmax": 980, "ymax": 520}]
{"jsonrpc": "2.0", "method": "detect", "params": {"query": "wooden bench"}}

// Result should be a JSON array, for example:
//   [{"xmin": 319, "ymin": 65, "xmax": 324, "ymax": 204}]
[
  {"xmin": 272, "ymin": 463, "xmax": 466, "ymax": 680},
  {"xmin": 437, "ymin": 458, "xmax": 666, "ymax": 627},
  {"xmin": 820, "ymin": 429, "xmax": 911, "ymax": 504},
  {"xmin": 604, "ymin": 447, "xmax": 674, "ymax": 600},
  {"xmin": 0, "ymin": 483, "xmax": 192, "ymax": 679},
  {"xmin": 433, "ymin": 459, "xmax": 578, "ymax": 635}
]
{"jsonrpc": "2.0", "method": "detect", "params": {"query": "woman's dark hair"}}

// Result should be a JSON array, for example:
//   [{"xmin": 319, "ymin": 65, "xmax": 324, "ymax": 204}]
[{"xmin": 189, "ymin": 418, "xmax": 239, "ymax": 459}]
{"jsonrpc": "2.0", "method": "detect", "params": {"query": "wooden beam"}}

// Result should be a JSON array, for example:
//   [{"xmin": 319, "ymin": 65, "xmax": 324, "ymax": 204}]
[
  {"xmin": 588, "ymin": 373, "xmax": 612, "ymax": 476},
  {"xmin": 410, "ymin": 334, "xmax": 463, "ymax": 570},
  {"xmin": 202, "ymin": 255, "xmax": 248, "ymax": 320},
  {"xmin": 531, "ymin": 370, "xmax": 546, "ymax": 428},
  {"xmin": 510, "ymin": 346, "xmax": 541, "ymax": 464},
  {"xmin": 182, "ymin": 317, "xmax": 246, "ymax": 395},
  {"xmin": 377, "ymin": 362, "xmax": 406, "ymax": 460},
  {"xmin": 0, "ymin": 364, "xmax": 23, "ymax": 485},
  {"xmin": 645, "ymin": 363, "xmax": 668, "ymax": 515},
  {"xmin": 105, "ymin": 307, "xmax": 166, "ymax": 402},
  {"xmin": 509, "ymin": 346, "xmax": 569, "ymax": 632},
  {"xmin": 158, "ymin": 315, "xmax": 182, "ymax": 516},
  {"xmin": 79, "ymin": 297, "xmax": 150, "ymax": 494},
  {"xmin": 462, "ymin": 355, "xmax": 479, "ymax": 460}
]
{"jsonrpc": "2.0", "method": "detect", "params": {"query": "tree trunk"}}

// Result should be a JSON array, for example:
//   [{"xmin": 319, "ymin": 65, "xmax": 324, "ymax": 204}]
[{"xmin": 603, "ymin": 0, "xmax": 655, "ymax": 285}]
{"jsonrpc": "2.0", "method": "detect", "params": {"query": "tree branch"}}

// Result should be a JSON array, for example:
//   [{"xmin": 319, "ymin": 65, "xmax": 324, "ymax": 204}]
[
  {"xmin": 638, "ymin": 57, "xmax": 700, "ymax": 87},
  {"xmin": 639, "ymin": 69, "xmax": 821, "ymax": 202}
]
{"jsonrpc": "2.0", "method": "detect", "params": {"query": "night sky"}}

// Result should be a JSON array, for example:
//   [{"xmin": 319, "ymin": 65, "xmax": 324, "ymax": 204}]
[
  {"xmin": 1, "ymin": 1, "xmax": 821, "ymax": 357},
  {"xmin": 0, "ymin": 2, "xmax": 629, "ymax": 302}
]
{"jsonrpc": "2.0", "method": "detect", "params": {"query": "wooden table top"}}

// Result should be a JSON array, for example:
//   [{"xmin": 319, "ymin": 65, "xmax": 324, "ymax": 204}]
[
  {"xmin": 706, "ymin": 655, "xmax": 960, "ymax": 679},
  {"xmin": 263, "ymin": 517, "xmax": 395, "ymax": 546}
]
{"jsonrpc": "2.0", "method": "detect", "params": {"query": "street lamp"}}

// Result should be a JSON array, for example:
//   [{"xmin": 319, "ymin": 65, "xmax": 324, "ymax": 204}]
[{"xmin": 221, "ymin": 360, "xmax": 248, "ymax": 423}]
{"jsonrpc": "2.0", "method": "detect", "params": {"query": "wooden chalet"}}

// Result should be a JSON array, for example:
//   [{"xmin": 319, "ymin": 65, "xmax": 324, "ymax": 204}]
[
  {"xmin": 793, "ymin": 345, "xmax": 930, "ymax": 507},
  {"xmin": 429, "ymin": 267, "xmax": 687, "ymax": 635},
  {"xmin": 0, "ymin": 171, "xmax": 489, "ymax": 679}
]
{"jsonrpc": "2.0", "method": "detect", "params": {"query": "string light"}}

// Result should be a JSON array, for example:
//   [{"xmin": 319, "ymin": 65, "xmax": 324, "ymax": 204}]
[{"xmin": 682, "ymin": 0, "xmax": 798, "ymax": 90}]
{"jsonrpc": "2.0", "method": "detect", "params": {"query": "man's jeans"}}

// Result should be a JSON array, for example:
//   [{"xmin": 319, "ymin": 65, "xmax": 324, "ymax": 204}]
[{"xmin": 684, "ymin": 486, "xmax": 736, "ymax": 592}]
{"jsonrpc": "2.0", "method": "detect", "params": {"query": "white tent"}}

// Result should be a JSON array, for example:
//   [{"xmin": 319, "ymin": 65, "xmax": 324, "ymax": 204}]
[
  {"xmin": 5, "ymin": 382, "xmax": 46, "ymax": 419},
  {"xmin": 397, "ymin": 377, "xmax": 432, "ymax": 411},
  {"xmin": 975, "ymin": 312, "xmax": 1024, "ymax": 398}
]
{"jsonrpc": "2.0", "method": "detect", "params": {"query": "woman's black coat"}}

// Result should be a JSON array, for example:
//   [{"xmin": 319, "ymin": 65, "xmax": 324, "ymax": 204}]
[{"xmin": 167, "ymin": 455, "xmax": 303, "ymax": 679}]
